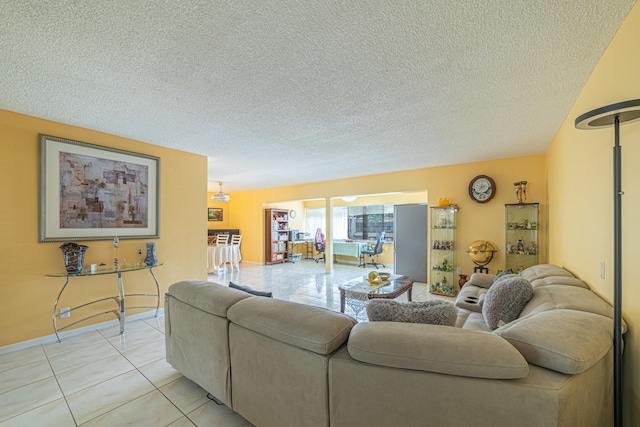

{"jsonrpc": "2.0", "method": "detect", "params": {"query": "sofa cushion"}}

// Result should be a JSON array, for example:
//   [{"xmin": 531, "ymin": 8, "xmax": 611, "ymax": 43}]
[
  {"xmin": 482, "ymin": 275, "xmax": 533, "ymax": 329},
  {"xmin": 348, "ymin": 322, "xmax": 529, "ymax": 379},
  {"xmin": 168, "ymin": 280, "xmax": 251, "ymax": 317},
  {"xmin": 493, "ymin": 268, "xmax": 513, "ymax": 282},
  {"xmin": 466, "ymin": 272, "xmax": 495, "ymax": 289},
  {"xmin": 228, "ymin": 297, "xmax": 357, "ymax": 355},
  {"xmin": 366, "ymin": 300, "xmax": 456, "ymax": 326},
  {"xmin": 520, "ymin": 264, "xmax": 576, "ymax": 282},
  {"xmin": 494, "ymin": 309, "xmax": 613, "ymax": 374},
  {"xmin": 229, "ymin": 281, "xmax": 273, "ymax": 297}
]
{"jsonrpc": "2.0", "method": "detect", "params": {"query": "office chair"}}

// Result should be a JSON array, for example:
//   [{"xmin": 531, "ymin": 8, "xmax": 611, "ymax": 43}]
[
  {"xmin": 360, "ymin": 232, "xmax": 386, "ymax": 269},
  {"xmin": 313, "ymin": 228, "xmax": 326, "ymax": 263}
]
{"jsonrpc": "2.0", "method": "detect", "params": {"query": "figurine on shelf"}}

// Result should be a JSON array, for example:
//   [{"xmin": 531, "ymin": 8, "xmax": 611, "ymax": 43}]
[
  {"xmin": 514, "ymin": 181, "xmax": 528, "ymax": 203},
  {"xmin": 517, "ymin": 238, "xmax": 525, "ymax": 254}
]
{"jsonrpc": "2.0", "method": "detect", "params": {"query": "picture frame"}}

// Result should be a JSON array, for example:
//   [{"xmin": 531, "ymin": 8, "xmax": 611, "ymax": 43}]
[
  {"xmin": 39, "ymin": 134, "xmax": 160, "ymax": 242},
  {"xmin": 208, "ymin": 208, "xmax": 223, "ymax": 221}
]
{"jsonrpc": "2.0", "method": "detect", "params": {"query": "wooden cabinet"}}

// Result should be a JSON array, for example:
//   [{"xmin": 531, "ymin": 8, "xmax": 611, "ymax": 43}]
[
  {"xmin": 505, "ymin": 203, "xmax": 539, "ymax": 272},
  {"xmin": 429, "ymin": 206, "xmax": 458, "ymax": 296},
  {"xmin": 265, "ymin": 208, "xmax": 289, "ymax": 264}
]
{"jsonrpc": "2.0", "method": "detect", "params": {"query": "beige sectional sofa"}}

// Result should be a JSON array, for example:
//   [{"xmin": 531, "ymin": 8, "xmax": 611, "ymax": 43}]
[{"xmin": 165, "ymin": 264, "xmax": 620, "ymax": 427}]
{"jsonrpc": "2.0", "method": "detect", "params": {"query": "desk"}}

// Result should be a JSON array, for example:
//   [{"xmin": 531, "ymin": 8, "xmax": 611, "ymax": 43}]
[
  {"xmin": 208, "ymin": 245, "xmax": 241, "ymax": 273},
  {"xmin": 288, "ymin": 240, "xmax": 314, "ymax": 259},
  {"xmin": 47, "ymin": 263, "xmax": 162, "ymax": 342},
  {"xmin": 333, "ymin": 241, "xmax": 368, "ymax": 262}
]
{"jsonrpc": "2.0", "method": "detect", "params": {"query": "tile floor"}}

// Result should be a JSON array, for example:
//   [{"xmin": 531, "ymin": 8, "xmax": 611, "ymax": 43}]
[{"xmin": 0, "ymin": 260, "xmax": 442, "ymax": 426}]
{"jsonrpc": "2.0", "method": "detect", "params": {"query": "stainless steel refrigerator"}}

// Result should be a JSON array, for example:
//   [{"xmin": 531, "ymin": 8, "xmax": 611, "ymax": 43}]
[{"xmin": 394, "ymin": 204, "xmax": 428, "ymax": 283}]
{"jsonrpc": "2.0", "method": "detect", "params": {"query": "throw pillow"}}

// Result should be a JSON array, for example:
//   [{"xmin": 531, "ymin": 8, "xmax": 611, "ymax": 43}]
[
  {"xmin": 366, "ymin": 300, "xmax": 457, "ymax": 326},
  {"xmin": 493, "ymin": 268, "xmax": 514, "ymax": 283},
  {"xmin": 482, "ymin": 275, "xmax": 533, "ymax": 329},
  {"xmin": 229, "ymin": 282, "xmax": 273, "ymax": 298}
]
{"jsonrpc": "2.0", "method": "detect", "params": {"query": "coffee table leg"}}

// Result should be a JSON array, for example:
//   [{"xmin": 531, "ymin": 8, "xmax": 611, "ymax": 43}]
[
  {"xmin": 340, "ymin": 289, "xmax": 345, "ymax": 313},
  {"xmin": 408, "ymin": 286, "xmax": 413, "ymax": 302}
]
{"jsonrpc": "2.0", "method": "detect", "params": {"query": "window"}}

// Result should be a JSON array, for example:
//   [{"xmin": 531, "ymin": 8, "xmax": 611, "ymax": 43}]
[
  {"xmin": 349, "ymin": 205, "xmax": 394, "ymax": 241},
  {"xmin": 306, "ymin": 207, "xmax": 350, "ymax": 240},
  {"xmin": 306, "ymin": 205, "xmax": 395, "ymax": 242},
  {"xmin": 306, "ymin": 208, "xmax": 325, "ymax": 239}
]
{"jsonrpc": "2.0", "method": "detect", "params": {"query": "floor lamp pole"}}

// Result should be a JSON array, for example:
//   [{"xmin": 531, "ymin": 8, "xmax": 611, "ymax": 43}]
[
  {"xmin": 613, "ymin": 116, "xmax": 622, "ymax": 427},
  {"xmin": 575, "ymin": 99, "xmax": 640, "ymax": 427}
]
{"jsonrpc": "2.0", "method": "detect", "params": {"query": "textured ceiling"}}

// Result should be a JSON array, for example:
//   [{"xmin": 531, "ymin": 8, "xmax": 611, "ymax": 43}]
[{"xmin": 0, "ymin": 1, "xmax": 636, "ymax": 193}]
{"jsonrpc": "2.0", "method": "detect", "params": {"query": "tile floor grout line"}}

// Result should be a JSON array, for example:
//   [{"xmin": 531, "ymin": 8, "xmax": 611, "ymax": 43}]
[{"xmin": 42, "ymin": 343, "xmax": 80, "ymax": 427}]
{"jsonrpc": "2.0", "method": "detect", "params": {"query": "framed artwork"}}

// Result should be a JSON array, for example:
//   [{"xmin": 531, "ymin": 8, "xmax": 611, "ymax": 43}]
[
  {"xmin": 38, "ymin": 134, "xmax": 160, "ymax": 242},
  {"xmin": 208, "ymin": 208, "xmax": 223, "ymax": 221}
]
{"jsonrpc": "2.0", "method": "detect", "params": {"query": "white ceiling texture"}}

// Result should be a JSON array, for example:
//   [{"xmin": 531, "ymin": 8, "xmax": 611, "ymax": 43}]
[{"xmin": 0, "ymin": 1, "xmax": 636, "ymax": 193}]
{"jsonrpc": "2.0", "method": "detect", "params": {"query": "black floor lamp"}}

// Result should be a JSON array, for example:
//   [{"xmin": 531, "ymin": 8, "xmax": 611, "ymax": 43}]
[{"xmin": 575, "ymin": 99, "xmax": 640, "ymax": 427}]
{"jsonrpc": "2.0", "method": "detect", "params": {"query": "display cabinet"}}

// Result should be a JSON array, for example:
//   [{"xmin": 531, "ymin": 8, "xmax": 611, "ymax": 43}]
[
  {"xmin": 505, "ymin": 203, "xmax": 539, "ymax": 272},
  {"xmin": 429, "ymin": 206, "xmax": 458, "ymax": 296},
  {"xmin": 265, "ymin": 208, "xmax": 289, "ymax": 264}
]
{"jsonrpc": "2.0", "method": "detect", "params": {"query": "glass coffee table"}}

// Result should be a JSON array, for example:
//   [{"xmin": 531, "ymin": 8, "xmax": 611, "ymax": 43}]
[{"xmin": 338, "ymin": 275, "xmax": 414, "ymax": 318}]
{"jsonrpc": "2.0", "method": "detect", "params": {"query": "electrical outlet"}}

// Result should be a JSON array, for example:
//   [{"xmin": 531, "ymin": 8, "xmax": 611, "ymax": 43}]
[
  {"xmin": 600, "ymin": 261, "xmax": 605, "ymax": 279},
  {"xmin": 60, "ymin": 307, "xmax": 70, "ymax": 319},
  {"xmin": 456, "ymin": 267, "xmax": 462, "ymax": 274}
]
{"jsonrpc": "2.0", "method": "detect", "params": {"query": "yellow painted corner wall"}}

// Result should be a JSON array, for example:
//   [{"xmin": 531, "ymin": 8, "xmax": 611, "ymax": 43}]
[
  {"xmin": 229, "ymin": 154, "xmax": 546, "ymax": 276},
  {"xmin": 0, "ymin": 110, "xmax": 208, "ymax": 347},
  {"xmin": 207, "ymin": 197, "xmax": 231, "ymax": 229},
  {"xmin": 546, "ymin": 3, "xmax": 640, "ymax": 423}
]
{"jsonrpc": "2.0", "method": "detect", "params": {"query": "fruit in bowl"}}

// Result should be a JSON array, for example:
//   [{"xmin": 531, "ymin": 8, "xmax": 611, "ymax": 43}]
[
  {"xmin": 367, "ymin": 271, "xmax": 382, "ymax": 284},
  {"xmin": 367, "ymin": 271, "xmax": 386, "ymax": 285}
]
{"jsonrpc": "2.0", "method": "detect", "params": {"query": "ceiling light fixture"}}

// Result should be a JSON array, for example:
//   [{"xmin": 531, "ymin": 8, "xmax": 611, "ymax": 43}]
[
  {"xmin": 341, "ymin": 196, "xmax": 357, "ymax": 202},
  {"xmin": 211, "ymin": 181, "xmax": 231, "ymax": 202}
]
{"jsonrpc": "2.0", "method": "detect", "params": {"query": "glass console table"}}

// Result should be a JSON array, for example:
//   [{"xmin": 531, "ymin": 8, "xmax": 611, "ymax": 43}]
[{"xmin": 47, "ymin": 263, "xmax": 162, "ymax": 342}]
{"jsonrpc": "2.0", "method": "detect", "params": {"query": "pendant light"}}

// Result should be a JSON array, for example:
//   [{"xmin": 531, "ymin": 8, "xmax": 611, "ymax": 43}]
[{"xmin": 211, "ymin": 181, "xmax": 230, "ymax": 202}]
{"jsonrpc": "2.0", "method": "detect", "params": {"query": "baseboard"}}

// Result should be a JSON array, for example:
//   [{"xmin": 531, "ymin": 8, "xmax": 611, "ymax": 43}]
[{"xmin": 0, "ymin": 308, "xmax": 164, "ymax": 355}]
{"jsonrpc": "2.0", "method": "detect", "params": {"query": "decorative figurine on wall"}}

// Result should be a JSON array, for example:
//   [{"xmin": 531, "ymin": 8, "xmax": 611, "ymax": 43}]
[{"xmin": 514, "ymin": 181, "xmax": 528, "ymax": 203}]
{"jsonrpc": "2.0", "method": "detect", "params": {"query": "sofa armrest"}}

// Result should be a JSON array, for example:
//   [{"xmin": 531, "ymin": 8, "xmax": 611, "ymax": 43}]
[{"xmin": 347, "ymin": 322, "xmax": 528, "ymax": 379}]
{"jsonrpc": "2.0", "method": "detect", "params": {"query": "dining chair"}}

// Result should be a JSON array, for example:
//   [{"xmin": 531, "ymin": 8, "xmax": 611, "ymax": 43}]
[
  {"xmin": 215, "ymin": 234, "xmax": 229, "ymax": 245},
  {"xmin": 228, "ymin": 234, "xmax": 242, "ymax": 271}
]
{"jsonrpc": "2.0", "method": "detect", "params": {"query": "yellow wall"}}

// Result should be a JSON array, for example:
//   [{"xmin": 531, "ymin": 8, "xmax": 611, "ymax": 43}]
[
  {"xmin": 207, "ymin": 196, "xmax": 231, "ymax": 229},
  {"xmin": 546, "ymin": 4, "xmax": 640, "ymax": 423},
  {"xmin": 229, "ymin": 154, "xmax": 547, "ymax": 274},
  {"xmin": 0, "ymin": 110, "xmax": 208, "ymax": 347}
]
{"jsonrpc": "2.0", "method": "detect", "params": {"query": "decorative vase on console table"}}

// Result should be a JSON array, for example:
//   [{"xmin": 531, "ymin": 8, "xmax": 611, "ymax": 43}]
[
  {"xmin": 59, "ymin": 242, "xmax": 88, "ymax": 274},
  {"xmin": 144, "ymin": 242, "xmax": 158, "ymax": 266}
]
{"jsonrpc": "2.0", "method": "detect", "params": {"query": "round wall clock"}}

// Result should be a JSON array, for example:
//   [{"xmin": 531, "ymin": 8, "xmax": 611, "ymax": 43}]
[
  {"xmin": 290, "ymin": 210, "xmax": 297, "ymax": 218},
  {"xmin": 468, "ymin": 175, "xmax": 496, "ymax": 203}
]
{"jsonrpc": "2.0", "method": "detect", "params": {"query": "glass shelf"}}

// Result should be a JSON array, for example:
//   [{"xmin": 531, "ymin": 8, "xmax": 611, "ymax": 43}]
[
  {"xmin": 430, "ymin": 206, "xmax": 458, "ymax": 296},
  {"xmin": 47, "ymin": 263, "xmax": 162, "ymax": 342},
  {"xmin": 47, "ymin": 262, "xmax": 163, "ymax": 277},
  {"xmin": 505, "ymin": 203, "xmax": 539, "ymax": 272}
]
